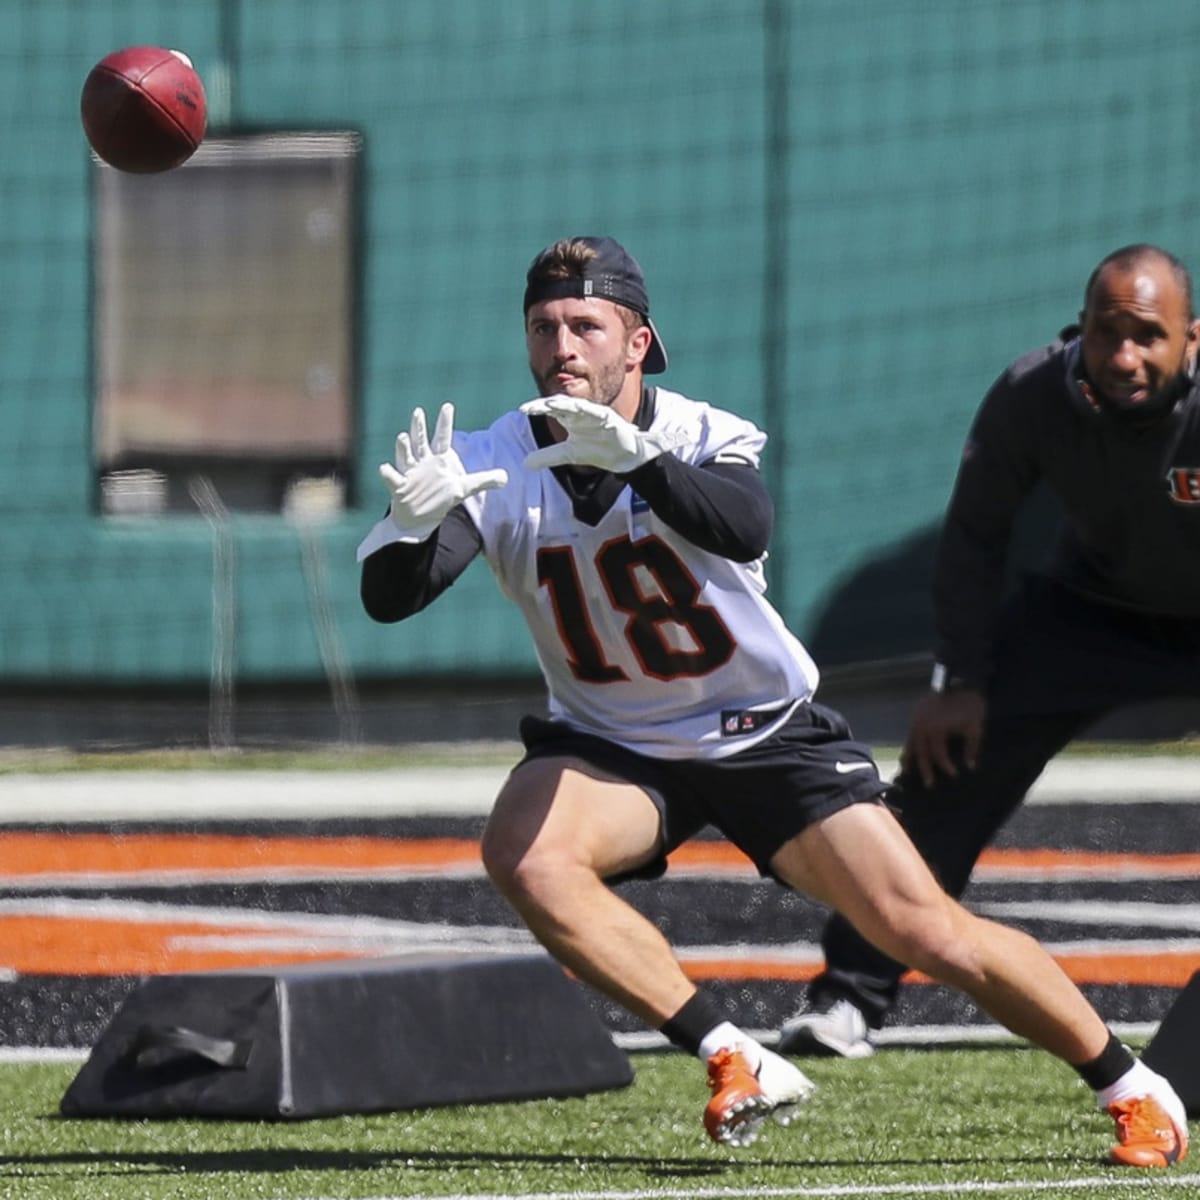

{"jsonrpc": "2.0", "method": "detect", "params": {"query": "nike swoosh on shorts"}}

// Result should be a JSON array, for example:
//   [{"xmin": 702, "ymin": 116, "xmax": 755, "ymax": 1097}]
[{"xmin": 834, "ymin": 761, "xmax": 875, "ymax": 774}]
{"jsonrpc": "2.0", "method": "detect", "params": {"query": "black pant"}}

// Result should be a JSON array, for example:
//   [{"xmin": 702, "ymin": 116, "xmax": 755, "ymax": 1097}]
[{"xmin": 809, "ymin": 575, "xmax": 1200, "ymax": 1028}]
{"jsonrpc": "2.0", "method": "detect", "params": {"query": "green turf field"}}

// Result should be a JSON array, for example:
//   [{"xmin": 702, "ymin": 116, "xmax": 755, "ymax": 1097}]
[{"xmin": 1, "ymin": 1045, "xmax": 1193, "ymax": 1200}]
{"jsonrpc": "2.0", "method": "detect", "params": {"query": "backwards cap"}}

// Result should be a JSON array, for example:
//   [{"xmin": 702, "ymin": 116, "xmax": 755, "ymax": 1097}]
[{"xmin": 523, "ymin": 236, "xmax": 668, "ymax": 374}]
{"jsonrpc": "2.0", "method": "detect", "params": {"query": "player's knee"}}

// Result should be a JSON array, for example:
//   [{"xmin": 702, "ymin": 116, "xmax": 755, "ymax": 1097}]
[
  {"xmin": 906, "ymin": 936, "xmax": 982, "ymax": 986},
  {"xmin": 480, "ymin": 826, "xmax": 524, "ymax": 892},
  {"xmin": 480, "ymin": 826, "xmax": 564, "ymax": 903},
  {"xmin": 872, "ymin": 900, "xmax": 980, "ymax": 984}
]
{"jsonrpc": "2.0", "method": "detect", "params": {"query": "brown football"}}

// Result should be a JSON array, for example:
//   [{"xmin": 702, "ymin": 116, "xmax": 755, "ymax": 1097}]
[{"xmin": 81, "ymin": 46, "xmax": 207, "ymax": 173}]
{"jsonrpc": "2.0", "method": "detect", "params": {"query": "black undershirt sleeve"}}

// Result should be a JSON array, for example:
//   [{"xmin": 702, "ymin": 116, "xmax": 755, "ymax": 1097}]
[
  {"xmin": 619, "ymin": 455, "xmax": 773, "ymax": 562},
  {"xmin": 360, "ymin": 454, "xmax": 773, "ymax": 625},
  {"xmin": 359, "ymin": 505, "xmax": 483, "ymax": 623}
]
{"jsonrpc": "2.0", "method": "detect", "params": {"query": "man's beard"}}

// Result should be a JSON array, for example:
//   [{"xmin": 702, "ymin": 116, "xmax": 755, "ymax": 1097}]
[
  {"xmin": 535, "ymin": 355, "xmax": 628, "ymax": 407},
  {"xmin": 1103, "ymin": 362, "xmax": 1195, "ymax": 423}
]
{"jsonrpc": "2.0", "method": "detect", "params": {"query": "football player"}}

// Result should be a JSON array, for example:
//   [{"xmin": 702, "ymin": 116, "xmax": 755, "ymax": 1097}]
[{"xmin": 359, "ymin": 237, "xmax": 1187, "ymax": 1164}]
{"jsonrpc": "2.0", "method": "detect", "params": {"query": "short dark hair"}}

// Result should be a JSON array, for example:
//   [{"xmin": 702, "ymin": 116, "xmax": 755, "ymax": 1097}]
[
  {"xmin": 526, "ymin": 237, "xmax": 601, "ymax": 286},
  {"xmin": 1083, "ymin": 243, "xmax": 1194, "ymax": 320}
]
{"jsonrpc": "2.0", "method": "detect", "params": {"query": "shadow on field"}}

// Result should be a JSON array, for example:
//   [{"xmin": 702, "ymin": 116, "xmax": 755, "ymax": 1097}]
[{"xmin": 0, "ymin": 1145, "xmax": 1085, "ymax": 1177}]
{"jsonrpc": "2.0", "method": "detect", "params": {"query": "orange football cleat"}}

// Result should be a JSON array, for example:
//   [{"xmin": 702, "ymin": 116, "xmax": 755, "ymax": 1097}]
[
  {"xmin": 1108, "ymin": 1095, "xmax": 1189, "ymax": 1167},
  {"xmin": 703, "ymin": 1045, "xmax": 814, "ymax": 1148}
]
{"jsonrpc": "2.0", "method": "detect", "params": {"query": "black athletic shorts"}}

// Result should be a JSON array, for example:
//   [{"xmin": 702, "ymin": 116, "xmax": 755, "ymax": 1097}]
[{"xmin": 516, "ymin": 700, "xmax": 888, "ymax": 883}]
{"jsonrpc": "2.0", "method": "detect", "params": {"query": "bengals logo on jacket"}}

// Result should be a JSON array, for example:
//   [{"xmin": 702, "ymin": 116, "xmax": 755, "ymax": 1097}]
[{"xmin": 1166, "ymin": 467, "xmax": 1200, "ymax": 504}]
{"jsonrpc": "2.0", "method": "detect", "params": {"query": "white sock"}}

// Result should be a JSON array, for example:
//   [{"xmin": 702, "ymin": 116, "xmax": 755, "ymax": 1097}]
[
  {"xmin": 697, "ymin": 1022, "xmax": 759, "ymax": 1070},
  {"xmin": 1095, "ymin": 1058, "xmax": 1159, "ymax": 1111}
]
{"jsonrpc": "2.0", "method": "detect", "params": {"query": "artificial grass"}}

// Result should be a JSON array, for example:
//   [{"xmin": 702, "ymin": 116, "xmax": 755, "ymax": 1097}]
[{"xmin": 0, "ymin": 1046, "xmax": 1189, "ymax": 1200}]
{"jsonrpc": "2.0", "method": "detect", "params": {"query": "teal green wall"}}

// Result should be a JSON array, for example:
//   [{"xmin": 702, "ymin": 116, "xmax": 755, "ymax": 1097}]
[{"xmin": 3, "ymin": 1, "xmax": 1199, "ymax": 685}]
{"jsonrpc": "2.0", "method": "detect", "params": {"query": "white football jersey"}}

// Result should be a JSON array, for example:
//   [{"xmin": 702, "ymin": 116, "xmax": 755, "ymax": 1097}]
[{"xmin": 362, "ymin": 388, "xmax": 818, "ymax": 759}]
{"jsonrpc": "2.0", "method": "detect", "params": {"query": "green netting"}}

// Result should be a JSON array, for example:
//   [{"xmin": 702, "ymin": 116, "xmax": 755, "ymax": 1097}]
[{"xmin": 2, "ymin": 0, "xmax": 1198, "ymax": 695}]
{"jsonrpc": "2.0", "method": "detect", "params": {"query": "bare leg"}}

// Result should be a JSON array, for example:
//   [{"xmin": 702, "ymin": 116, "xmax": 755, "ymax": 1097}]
[
  {"xmin": 770, "ymin": 802, "xmax": 1109, "ymax": 1064},
  {"xmin": 480, "ymin": 755, "xmax": 696, "ymax": 1026}
]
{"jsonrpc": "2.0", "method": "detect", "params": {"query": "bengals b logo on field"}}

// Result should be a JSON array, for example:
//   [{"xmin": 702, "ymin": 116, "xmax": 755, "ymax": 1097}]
[{"xmin": 1166, "ymin": 467, "xmax": 1200, "ymax": 504}]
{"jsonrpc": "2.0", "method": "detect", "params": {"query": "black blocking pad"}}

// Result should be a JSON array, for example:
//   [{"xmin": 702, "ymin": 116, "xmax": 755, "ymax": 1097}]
[{"xmin": 60, "ymin": 953, "xmax": 633, "ymax": 1118}]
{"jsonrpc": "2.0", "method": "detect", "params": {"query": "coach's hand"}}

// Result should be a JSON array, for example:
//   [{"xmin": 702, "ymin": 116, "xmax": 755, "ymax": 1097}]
[
  {"xmin": 379, "ymin": 403, "xmax": 508, "ymax": 539},
  {"xmin": 520, "ymin": 395, "xmax": 690, "ymax": 473},
  {"xmin": 900, "ymin": 688, "xmax": 987, "ymax": 788}
]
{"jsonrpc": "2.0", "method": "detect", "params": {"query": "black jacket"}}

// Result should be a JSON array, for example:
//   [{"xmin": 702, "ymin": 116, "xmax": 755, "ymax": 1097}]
[{"xmin": 934, "ymin": 331, "xmax": 1200, "ymax": 686}]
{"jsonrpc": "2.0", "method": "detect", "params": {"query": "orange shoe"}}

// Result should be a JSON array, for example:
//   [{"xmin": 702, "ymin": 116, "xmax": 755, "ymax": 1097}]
[
  {"xmin": 1108, "ymin": 1095, "xmax": 1189, "ymax": 1167},
  {"xmin": 703, "ymin": 1045, "xmax": 814, "ymax": 1148}
]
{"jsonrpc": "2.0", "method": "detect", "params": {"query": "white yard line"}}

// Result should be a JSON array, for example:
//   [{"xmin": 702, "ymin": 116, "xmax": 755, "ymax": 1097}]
[
  {"xmin": 272, "ymin": 1174, "xmax": 1200, "ymax": 1200},
  {"xmin": 613, "ymin": 1020, "xmax": 1160, "ymax": 1051},
  {"xmin": 0, "ymin": 756, "xmax": 1194, "ymax": 822},
  {"xmin": 976, "ymin": 900, "xmax": 1200, "ymax": 931},
  {"xmin": 0, "ymin": 767, "xmax": 510, "ymax": 821}
]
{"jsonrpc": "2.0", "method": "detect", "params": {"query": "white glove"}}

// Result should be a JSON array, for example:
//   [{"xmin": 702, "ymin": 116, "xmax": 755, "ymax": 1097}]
[
  {"xmin": 378, "ymin": 403, "xmax": 508, "ymax": 539},
  {"xmin": 519, "ymin": 396, "xmax": 692, "ymax": 473}
]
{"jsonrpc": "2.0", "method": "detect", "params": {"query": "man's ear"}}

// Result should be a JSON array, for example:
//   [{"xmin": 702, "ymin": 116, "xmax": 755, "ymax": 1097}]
[
  {"xmin": 627, "ymin": 323, "xmax": 652, "ymax": 369},
  {"xmin": 1187, "ymin": 319, "xmax": 1200, "ymax": 375}
]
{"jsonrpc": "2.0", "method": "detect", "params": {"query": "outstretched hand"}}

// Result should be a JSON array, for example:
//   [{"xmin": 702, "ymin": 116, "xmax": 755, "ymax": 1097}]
[
  {"xmin": 900, "ymin": 688, "xmax": 987, "ymax": 788},
  {"xmin": 520, "ymin": 395, "xmax": 691, "ymax": 473},
  {"xmin": 379, "ymin": 403, "xmax": 508, "ymax": 539}
]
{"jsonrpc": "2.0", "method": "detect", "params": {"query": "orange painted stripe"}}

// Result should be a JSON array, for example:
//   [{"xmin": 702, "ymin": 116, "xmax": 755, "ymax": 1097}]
[
  {"xmin": 666, "ymin": 842, "xmax": 1200, "ymax": 877},
  {"xmin": 0, "ymin": 832, "xmax": 1196, "ymax": 880},
  {"xmin": 669, "ymin": 842, "xmax": 753, "ymax": 869},
  {"xmin": 680, "ymin": 951, "xmax": 1200, "ymax": 988},
  {"xmin": 0, "ymin": 910, "xmax": 1193, "ymax": 984},
  {"xmin": 990, "ymin": 951, "xmax": 1200, "ymax": 988},
  {"xmin": 676, "ymin": 844, "xmax": 1200, "ymax": 873},
  {"xmin": 0, "ymin": 835, "xmax": 1191, "ymax": 985},
  {"xmin": 0, "ymin": 833, "xmax": 480, "ymax": 875},
  {"xmin": 0, "ymin": 914, "xmax": 366, "ymax": 975},
  {"xmin": 977, "ymin": 848, "xmax": 1200, "ymax": 875}
]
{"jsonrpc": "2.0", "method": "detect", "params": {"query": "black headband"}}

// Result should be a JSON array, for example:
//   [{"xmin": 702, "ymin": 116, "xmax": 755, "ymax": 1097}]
[{"xmin": 523, "ymin": 237, "xmax": 668, "ymax": 373}]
